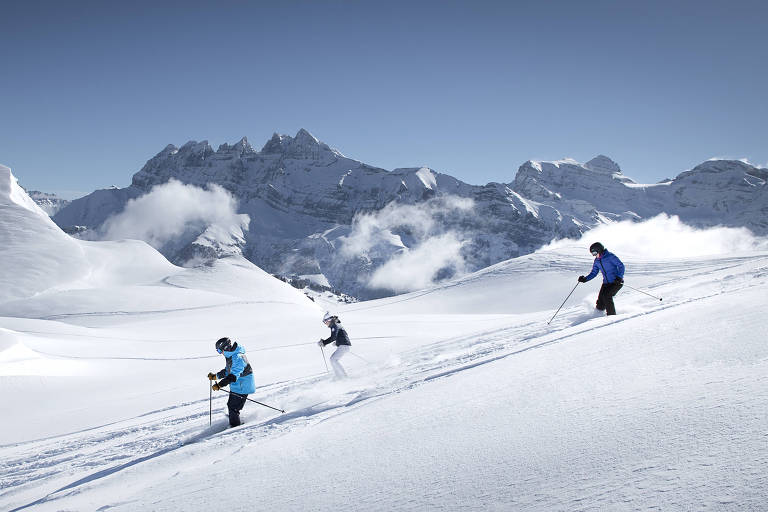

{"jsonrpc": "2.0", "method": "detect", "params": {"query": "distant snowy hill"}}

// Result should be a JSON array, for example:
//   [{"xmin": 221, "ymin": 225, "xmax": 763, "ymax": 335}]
[
  {"xmin": 0, "ymin": 164, "xmax": 315, "ymax": 316},
  {"xmin": 1, "ymin": 164, "xmax": 90, "ymax": 304},
  {"xmin": 51, "ymin": 130, "xmax": 768, "ymax": 298}
]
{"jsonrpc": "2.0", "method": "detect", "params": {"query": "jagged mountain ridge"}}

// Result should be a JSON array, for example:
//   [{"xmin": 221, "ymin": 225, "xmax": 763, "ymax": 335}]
[
  {"xmin": 52, "ymin": 130, "xmax": 768, "ymax": 298},
  {"xmin": 513, "ymin": 156, "xmax": 768, "ymax": 234},
  {"xmin": 24, "ymin": 189, "xmax": 70, "ymax": 216}
]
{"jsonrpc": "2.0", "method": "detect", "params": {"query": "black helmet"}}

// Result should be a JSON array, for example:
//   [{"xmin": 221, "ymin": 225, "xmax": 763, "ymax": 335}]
[
  {"xmin": 215, "ymin": 337, "xmax": 233, "ymax": 353},
  {"xmin": 589, "ymin": 242, "xmax": 605, "ymax": 255}
]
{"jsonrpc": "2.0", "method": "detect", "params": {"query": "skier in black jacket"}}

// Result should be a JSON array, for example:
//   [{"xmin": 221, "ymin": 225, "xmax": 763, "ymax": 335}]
[{"xmin": 318, "ymin": 311, "xmax": 351, "ymax": 378}]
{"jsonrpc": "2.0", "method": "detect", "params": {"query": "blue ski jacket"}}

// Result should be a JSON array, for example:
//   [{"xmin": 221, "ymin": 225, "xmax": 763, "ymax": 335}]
[
  {"xmin": 585, "ymin": 250, "xmax": 625, "ymax": 284},
  {"xmin": 216, "ymin": 344, "xmax": 256, "ymax": 395}
]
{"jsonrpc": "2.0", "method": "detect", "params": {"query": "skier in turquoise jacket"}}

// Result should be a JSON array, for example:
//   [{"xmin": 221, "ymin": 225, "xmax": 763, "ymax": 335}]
[
  {"xmin": 207, "ymin": 337, "xmax": 256, "ymax": 427},
  {"xmin": 578, "ymin": 242, "xmax": 625, "ymax": 316}
]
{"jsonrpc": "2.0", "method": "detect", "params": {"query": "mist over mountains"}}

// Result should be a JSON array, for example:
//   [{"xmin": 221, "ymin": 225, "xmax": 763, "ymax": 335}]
[{"xmin": 49, "ymin": 129, "xmax": 768, "ymax": 299}]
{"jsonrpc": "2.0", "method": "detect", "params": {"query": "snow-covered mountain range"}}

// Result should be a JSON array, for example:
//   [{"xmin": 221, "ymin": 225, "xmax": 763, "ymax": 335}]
[
  {"xmin": 51, "ymin": 129, "xmax": 768, "ymax": 298},
  {"xmin": 2, "ymin": 161, "xmax": 767, "ymax": 511}
]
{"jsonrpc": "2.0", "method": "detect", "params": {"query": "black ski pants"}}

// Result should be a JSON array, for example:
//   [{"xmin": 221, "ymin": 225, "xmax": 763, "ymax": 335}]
[
  {"xmin": 227, "ymin": 393, "xmax": 247, "ymax": 427},
  {"xmin": 596, "ymin": 281, "xmax": 623, "ymax": 316}
]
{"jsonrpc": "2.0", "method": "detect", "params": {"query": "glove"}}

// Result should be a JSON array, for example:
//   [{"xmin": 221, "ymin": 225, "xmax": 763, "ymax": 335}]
[
  {"xmin": 578, "ymin": 275, "xmax": 587, "ymax": 283},
  {"xmin": 218, "ymin": 374, "xmax": 236, "ymax": 387},
  {"xmin": 212, "ymin": 382, "xmax": 221, "ymax": 391},
  {"xmin": 207, "ymin": 372, "xmax": 217, "ymax": 381},
  {"xmin": 317, "ymin": 339, "xmax": 324, "ymax": 347}
]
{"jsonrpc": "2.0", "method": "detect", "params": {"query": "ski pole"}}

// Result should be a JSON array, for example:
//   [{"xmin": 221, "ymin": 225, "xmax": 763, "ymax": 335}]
[
  {"xmin": 216, "ymin": 388, "xmax": 285, "ymax": 413},
  {"xmin": 209, "ymin": 379, "xmax": 212, "ymax": 426},
  {"xmin": 319, "ymin": 343, "xmax": 329, "ymax": 373},
  {"xmin": 547, "ymin": 282, "xmax": 580, "ymax": 325},
  {"xmin": 623, "ymin": 283, "xmax": 662, "ymax": 301},
  {"xmin": 349, "ymin": 352, "xmax": 371, "ymax": 364}
]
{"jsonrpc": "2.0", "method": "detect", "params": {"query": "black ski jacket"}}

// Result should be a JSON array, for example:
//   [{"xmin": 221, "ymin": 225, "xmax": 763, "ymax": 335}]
[{"xmin": 321, "ymin": 322, "xmax": 351, "ymax": 347}]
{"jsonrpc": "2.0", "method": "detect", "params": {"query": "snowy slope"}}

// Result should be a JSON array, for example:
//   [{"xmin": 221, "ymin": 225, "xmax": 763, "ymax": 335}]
[
  {"xmin": 0, "ymin": 165, "xmax": 322, "ymax": 445},
  {"xmin": 1, "ymin": 166, "xmax": 766, "ymax": 510},
  {"xmin": 0, "ymin": 164, "xmax": 90, "ymax": 304}
]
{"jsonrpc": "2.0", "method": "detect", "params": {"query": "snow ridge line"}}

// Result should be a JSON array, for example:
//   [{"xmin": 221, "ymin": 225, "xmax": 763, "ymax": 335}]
[
  {"xmin": 339, "ymin": 255, "xmax": 763, "ymax": 314},
  {"xmin": 36, "ymin": 299, "xmax": 302, "ymax": 321}
]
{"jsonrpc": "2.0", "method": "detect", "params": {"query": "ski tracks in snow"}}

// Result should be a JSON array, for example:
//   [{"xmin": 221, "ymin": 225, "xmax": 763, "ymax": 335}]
[{"xmin": 2, "ymin": 255, "xmax": 766, "ymax": 511}]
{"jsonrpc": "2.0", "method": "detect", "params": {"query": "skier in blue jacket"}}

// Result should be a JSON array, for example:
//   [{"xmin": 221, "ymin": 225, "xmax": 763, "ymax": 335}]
[
  {"xmin": 207, "ymin": 337, "xmax": 256, "ymax": 427},
  {"xmin": 578, "ymin": 242, "xmax": 625, "ymax": 316}
]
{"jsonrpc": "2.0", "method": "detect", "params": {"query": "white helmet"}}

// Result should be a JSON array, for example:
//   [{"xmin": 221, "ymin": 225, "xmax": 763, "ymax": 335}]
[{"xmin": 323, "ymin": 311, "xmax": 334, "ymax": 323}]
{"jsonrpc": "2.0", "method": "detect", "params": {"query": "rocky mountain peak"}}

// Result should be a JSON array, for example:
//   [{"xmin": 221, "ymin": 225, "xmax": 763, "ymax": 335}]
[
  {"xmin": 260, "ymin": 129, "xmax": 341, "ymax": 160},
  {"xmin": 160, "ymin": 144, "xmax": 178, "ymax": 156},
  {"xmin": 261, "ymin": 133, "xmax": 290, "ymax": 154},
  {"xmin": 689, "ymin": 159, "xmax": 758, "ymax": 175},
  {"xmin": 676, "ymin": 159, "xmax": 768, "ymax": 189},
  {"xmin": 179, "ymin": 140, "xmax": 211, "ymax": 152},
  {"xmin": 584, "ymin": 155, "xmax": 622, "ymax": 174},
  {"xmin": 174, "ymin": 140, "xmax": 214, "ymax": 161},
  {"xmin": 294, "ymin": 128, "xmax": 319, "ymax": 146},
  {"xmin": 217, "ymin": 137, "xmax": 255, "ymax": 155}
]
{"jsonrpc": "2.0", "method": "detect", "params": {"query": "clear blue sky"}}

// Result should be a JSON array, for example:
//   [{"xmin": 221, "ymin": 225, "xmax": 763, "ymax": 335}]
[{"xmin": 2, "ymin": 0, "xmax": 766, "ymax": 198}]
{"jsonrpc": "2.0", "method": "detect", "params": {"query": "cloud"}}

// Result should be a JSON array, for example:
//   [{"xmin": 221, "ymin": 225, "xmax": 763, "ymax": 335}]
[
  {"xmin": 339, "ymin": 196, "xmax": 473, "ymax": 259},
  {"xmin": 338, "ymin": 196, "xmax": 475, "ymax": 292},
  {"xmin": 368, "ymin": 233, "xmax": 468, "ymax": 293},
  {"xmin": 100, "ymin": 180, "xmax": 246, "ymax": 250},
  {"xmin": 544, "ymin": 214, "xmax": 768, "ymax": 259}
]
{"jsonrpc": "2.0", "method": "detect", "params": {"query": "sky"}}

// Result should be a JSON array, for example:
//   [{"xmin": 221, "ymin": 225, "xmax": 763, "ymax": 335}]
[{"xmin": 1, "ymin": 0, "xmax": 766, "ymax": 198}]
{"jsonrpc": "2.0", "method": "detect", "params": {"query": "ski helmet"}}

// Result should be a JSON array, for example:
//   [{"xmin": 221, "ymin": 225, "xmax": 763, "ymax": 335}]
[
  {"xmin": 215, "ymin": 337, "xmax": 233, "ymax": 353},
  {"xmin": 589, "ymin": 242, "xmax": 605, "ymax": 255},
  {"xmin": 322, "ymin": 311, "xmax": 334, "ymax": 323}
]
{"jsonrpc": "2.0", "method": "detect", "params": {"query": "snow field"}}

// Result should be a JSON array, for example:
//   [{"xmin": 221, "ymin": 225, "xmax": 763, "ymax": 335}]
[{"xmin": 2, "ymin": 250, "xmax": 767, "ymax": 511}]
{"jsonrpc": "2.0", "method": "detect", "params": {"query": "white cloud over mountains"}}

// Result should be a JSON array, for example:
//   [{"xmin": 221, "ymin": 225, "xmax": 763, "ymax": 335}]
[
  {"xmin": 546, "ymin": 214, "xmax": 768, "ymax": 259},
  {"xmin": 367, "ymin": 232, "xmax": 467, "ymax": 292},
  {"xmin": 339, "ymin": 196, "xmax": 475, "ymax": 293},
  {"xmin": 100, "ymin": 180, "xmax": 245, "ymax": 251},
  {"xmin": 98, "ymin": 182, "xmax": 768, "ymax": 298},
  {"xmin": 342, "ymin": 206, "xmax": 768, "ymax": 295}
]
